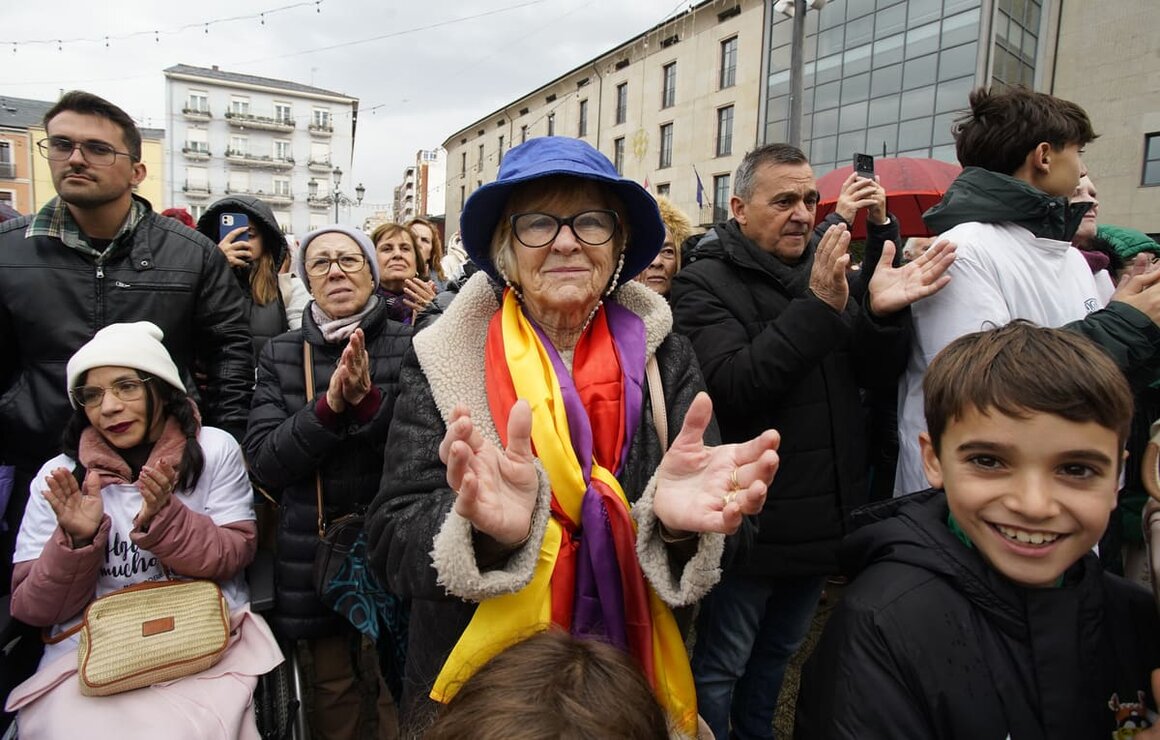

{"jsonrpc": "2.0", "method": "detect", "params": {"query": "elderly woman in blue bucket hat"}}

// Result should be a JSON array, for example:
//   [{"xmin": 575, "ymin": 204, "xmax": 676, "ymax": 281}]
[{"xmin": 366, "ymin": 136, "xmax": 781, "ymax": 736}]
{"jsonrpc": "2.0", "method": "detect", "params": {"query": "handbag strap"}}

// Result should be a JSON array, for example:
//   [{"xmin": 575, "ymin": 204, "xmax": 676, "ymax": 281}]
[
  {"xmin": 645, "ymin": 354, "xmax": 668, "ymax": 451},
  {"xmin": 303, "ymin": 342, "xmax": 328, "ymax": 538}
]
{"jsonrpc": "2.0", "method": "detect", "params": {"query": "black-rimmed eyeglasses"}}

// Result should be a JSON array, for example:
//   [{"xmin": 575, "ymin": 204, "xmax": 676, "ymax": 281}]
[
  {"xmin": 509, "ymin": 209, "xmax": 619, "ymax": 248},
  {"xmin": 37, "ymin": 137, "xmax": 137, "ymax": 167},
  {"xmin": 71, "ymin": 377, "xmax": 153, "ymax": 408}
]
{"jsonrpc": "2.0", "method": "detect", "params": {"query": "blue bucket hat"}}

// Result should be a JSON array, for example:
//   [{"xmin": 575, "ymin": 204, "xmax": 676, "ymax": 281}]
[{"xmin": 460, "ymin": 136, "xmax": 664, "ymax": 286}]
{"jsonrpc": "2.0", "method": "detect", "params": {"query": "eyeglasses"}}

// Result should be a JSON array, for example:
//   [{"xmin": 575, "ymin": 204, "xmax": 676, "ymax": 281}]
[
  {"xmin": 71, "ymin": 377, "xmax": 153, "ymax": 408},
  {"xmin": 509, "ymin": 209, "xmax": 619, "ymax": 248},
  {"xmin": 37, "ymin": 137, "xmax": 136, "ymax": 167},
  {"xmin": 305, "ymin": 253, "xmax": 367, "ymax": 277}
]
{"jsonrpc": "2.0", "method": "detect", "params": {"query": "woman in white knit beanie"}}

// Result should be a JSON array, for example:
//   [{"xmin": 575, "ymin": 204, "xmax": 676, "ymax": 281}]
[{"xmin": 5, "ymin": 321, "xmax": 283, "ymax": 739}]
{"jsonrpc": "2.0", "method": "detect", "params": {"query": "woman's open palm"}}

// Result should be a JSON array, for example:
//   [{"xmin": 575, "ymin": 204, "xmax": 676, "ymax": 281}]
[
  {"xmin": 440, "ymin": 401, "xmax": 540, "ymax": 546},
  {"xmin": 44, "ymin": 467, "xmax": 104, "ymax": 542}
]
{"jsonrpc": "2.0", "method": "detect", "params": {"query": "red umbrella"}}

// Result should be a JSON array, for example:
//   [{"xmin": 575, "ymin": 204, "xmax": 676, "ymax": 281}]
[{"xmin": 814, "ymin": 157, "xmax": 962, "ymax": 239}]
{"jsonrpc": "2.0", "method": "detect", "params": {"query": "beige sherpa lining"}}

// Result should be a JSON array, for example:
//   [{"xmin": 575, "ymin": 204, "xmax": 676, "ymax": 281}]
[{"xmin": 419, "ymin": 271, "xmax": 723, "ymax": 606}]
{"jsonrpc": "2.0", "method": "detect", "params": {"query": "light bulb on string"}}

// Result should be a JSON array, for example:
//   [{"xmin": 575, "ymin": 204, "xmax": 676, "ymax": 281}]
[
  {"xmin": 260, "ymin": 13, "xmax": 265, "ymax": 25},
  {"xmin": 205, "ymin": 23, "xmax": 209, "ymax": 34}
]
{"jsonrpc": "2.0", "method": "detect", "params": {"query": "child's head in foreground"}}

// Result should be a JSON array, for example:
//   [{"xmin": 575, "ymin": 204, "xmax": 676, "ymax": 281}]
[
  {"xmin": 425, "ymin": 629, "xmax": 670, "ymax": 740},
  {"xmin": 921, "ymin": 321, "xmax": 1133, "ymax": 588}
]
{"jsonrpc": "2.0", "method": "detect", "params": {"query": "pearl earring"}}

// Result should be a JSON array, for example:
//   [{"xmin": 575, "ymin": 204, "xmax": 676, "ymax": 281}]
[{"xmin": 605, "ymin": 253, "xmax": 626, "ymax": 297}]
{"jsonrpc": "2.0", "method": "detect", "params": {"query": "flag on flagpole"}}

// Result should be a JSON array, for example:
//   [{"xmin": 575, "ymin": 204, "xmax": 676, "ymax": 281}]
[
  {"xmin": 694, "ymin": 166, "xmax": 705, "ymax": 209},
  {"xmin": 643, "ymin": 175, "xmax": 650, "ymax": 191}
]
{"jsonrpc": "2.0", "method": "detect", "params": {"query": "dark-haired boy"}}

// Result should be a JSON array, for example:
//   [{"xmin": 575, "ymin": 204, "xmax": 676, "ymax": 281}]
[
  {"xmin": 795, "ymin": 322, "xmax": 1160, "ymax": 739},
  {"xmin": 895, "ymin": 86, "xmax": 1160, "ymax": 496}
]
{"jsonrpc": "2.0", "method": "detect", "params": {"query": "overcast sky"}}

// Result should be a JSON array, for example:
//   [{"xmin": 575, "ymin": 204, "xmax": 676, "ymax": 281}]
[{"xmin": 2, "ymin": 0, "xmax": 683, "ymax": 211}]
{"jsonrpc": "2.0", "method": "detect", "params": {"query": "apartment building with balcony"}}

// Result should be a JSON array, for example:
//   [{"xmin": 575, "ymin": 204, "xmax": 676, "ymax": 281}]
[
  {"xmin": 164, "ymin": 64, "xmax": 358, "ymax": 234},
  {"xmin": 441, "ymin": 0, "xmax": 765, "ymax": 234}
]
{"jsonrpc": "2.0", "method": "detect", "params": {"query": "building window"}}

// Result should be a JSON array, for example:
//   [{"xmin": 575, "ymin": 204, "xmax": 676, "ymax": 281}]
[
  {"xmin": 498, "ymin": 134, "xmax": 505, "ymax": 162},
  {"xmin": 230, "ymin": 96, "xmax": 250, "ymax": 116},
  {"xmin": 613, "ymin": 137, "xmax": 625, "ymax": 175},
  {"xmin": 661, "ymin": 63, "xmax": 677, "ymax": 109},
  {"xmin": 229, "ymin": 135, "xmax": 248, "ymax": 156},
  {"xmin": 713, "ymin": 174, "xmax": 731, "ymax": 223},
  {"xmin": 461, "ymin": 151, "xmax": 468, "ymax": 176},
  {"xmin": 274, "ymin": 139, "xmax": 291, "ymax": 161},
  {"xmin": 716, "ymin": 105, "xmax": 735, "ymax": 157},
  {"xmin": 229, "ymin": 170, "xmax": 250, "ymax": 194},
  {"xmin": 273, "ymin": 177, "xmax": 291, "ymax": 197},
  {"xmin": 1144, "ymin": 134, "xmax": 1160, "ymax": 186},
  {"xmin": 184, "ymin": 129, "xmax": 208, "ymax": 153},
  {"xmin": 460, "ymin": 185, "xmax": 466, "ymax": 212},
  {"xmin": 521, "ymin": 125, "xmax": 528, "ymax": 144},
  {"xmin": 656, "ymin": 183, "xmax": 671, "ymax": 198},
  {"xmin": 0, "ymin": 190, "xmax": 13, "ymax": 206},
  {"xmin": 310, "ymin": 142, "xmax": 330, "ymax": 165},
  {"xmin": 185, "ymin": 166, "xmax": 208, "ymax": 191},
  {"xmin": 578, "ymin": 99, "xmax": 589, "ymax": 138},
  {"xmin": 189, "ymin": 204, "xmax": 205, "ymax": 221},
  {"xmin": 274, "ymin": 102, "xmax": 292, "ymax": 124},
  {"xmin": 658, "ymin": 123, "xmax": 673, "ymax": 169},
  {"xmin": 720, "ymin": 37, "xmax": 738, "ymax": 89},
  {"xmin": 186, "ymin": 91, "xmax": 209, "ymax": 113},
  {"xmin": 0, "ymin": 141, "xmax": 13, "ymax": 178},
  {"xmin": 547, "ymin": 113, "xmax": 556, "ymax": 137},
  {"xmin": 478, "ymin": 143, "xmax": 485, "ymax": 172},
  {"xmin": 312, "ymin": 108, "xmax": 331, "ymax": 129},
  {"xmin": 615, "ymin": 83, "xmax": 628, "ymax": 125}
]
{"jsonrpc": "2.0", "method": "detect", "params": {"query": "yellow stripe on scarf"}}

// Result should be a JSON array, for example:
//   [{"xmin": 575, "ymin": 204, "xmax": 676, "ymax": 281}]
[{"xmin": 432, "ymin": 292, "xmax": 697, "ymax": 737}]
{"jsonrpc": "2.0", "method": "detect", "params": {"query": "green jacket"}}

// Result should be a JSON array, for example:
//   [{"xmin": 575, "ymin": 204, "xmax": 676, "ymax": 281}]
[{"xmin": 923, "ymin": 166, "xmax": 1090, "ymax": 242}]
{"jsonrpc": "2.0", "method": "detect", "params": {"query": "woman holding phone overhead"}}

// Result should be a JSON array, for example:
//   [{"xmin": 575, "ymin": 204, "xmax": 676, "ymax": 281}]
[{"xmin": 197, "ymin": 196, "xmax": 310, "ymax": 359}]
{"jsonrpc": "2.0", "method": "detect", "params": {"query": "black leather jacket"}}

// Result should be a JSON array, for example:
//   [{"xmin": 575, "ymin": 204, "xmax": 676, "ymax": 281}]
[{"xmin": 0, "ymin": 201, "xmax": 253, "ymax": 477}]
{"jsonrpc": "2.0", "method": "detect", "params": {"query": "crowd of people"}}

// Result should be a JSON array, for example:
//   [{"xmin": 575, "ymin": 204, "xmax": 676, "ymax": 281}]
[{"xmin": 0, "ymin": 82, "xmax": 1159, "ymax": 740}]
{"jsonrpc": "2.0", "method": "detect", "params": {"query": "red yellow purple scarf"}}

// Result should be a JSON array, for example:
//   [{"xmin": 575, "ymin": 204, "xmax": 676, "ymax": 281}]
[{"xmin": 431, "ymin": 289, "xmax": 697, "ymax": 735}]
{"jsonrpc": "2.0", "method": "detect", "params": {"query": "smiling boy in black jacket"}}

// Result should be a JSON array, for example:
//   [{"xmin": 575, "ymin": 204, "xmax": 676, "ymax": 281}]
[{"xmin": 795, "ymin": 321, "xmax": 1160, "ymax": 740}]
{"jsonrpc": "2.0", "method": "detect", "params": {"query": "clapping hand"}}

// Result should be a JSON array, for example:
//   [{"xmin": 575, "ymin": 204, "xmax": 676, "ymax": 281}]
[
  {"xmin": 136, "ymin": 458, "xmax": 178, "ymax": 530},
  {"xmin": 651, "ymin": 392, "xmax": 779, "ymax": 537},
  {"xmin": 440, "ymin": 400, "xmax": 539, "ymax": 547},
  {"xmin": 44, "ymin": 467, "xmax": 104, "ymax": 547},
  {"xmin": 403, "ymin": 277, "xmax": 437, "ymax": 314},
  {"xmin": 326, "ymin": 328, "xmax": 373, "ymax": 413},
  {"xmin": 809, "ymin": 223, "xmax": 853, "ymax": 312},
  {"xmin": 867, "ymin": 238, "xmax": 956, "ymax": 317}
]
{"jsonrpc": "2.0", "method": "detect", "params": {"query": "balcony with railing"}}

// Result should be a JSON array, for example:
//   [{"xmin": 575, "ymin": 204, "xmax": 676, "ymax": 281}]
[
  {"xmin": 181, "ymin": 145, "xmax": 211, "ymax": 162},
  {"xmin": 182, "ymin": 181, "xmax": 211, "ymax": 198},
  {"xmin": 307, "ymin": 195, "xmax": 331, "ymax": 209},
  {"xmin": 307, "ymin": 158, "xmax": 333, "ymax": 173},
  {"xmin": 181, "ymin": 107, "xmax": 211, "ymax": 121},
  {"xmin": 224, "ymin": 111, "xmax": 295, "ymax": 132},
  {"xmin": 224, "ymin": 150, "xmax": 295, "ymax": 170},
  {"xmin": 308, "ymin": 123, "xmax": 333, "ymax": 138}
]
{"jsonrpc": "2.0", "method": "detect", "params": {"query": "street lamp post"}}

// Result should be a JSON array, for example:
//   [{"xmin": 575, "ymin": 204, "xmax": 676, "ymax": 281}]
[
  {"xmin": 774, "ymin": 0, "xmax": 828, "ymax": 148},
  {"xmin": 308, "ymin": 166, "xmax": 366, "ymax": 224}
]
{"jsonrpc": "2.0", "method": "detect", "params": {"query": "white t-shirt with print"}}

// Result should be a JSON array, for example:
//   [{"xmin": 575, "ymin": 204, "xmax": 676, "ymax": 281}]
[{"xmin": 15, "ymin": 426, "xmax": 255, "ymax": 665}]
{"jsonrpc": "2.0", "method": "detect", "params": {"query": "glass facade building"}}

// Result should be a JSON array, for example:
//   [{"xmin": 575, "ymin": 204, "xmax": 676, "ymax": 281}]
[{"xmin": 763, "ymin": 0, "xmax": 1048, "ymax": 176}]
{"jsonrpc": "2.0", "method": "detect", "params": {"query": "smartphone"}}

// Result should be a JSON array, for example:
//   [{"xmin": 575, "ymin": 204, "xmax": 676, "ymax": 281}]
[
  {"xmin": 854, "ymin": 153, "xmax": 875, "ymax": 179},
  {"xmin": 219, "ymin": 213, "xmax": 250, "ymax": 244}
]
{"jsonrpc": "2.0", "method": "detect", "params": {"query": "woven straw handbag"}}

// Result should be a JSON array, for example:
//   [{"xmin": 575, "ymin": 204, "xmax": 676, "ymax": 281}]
[{"xmin": 50, "ymin": 579, "xmax": 231, "ymax": 696}]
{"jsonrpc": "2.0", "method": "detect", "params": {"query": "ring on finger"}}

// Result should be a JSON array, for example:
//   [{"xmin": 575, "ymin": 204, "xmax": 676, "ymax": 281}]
[
  {"xmin": 722, "ymin": 489, "xmax": 737, "ymax": 507},
  {"xmin": 730, "ymin": 467, "xmax": 742, "ymax": 491}
]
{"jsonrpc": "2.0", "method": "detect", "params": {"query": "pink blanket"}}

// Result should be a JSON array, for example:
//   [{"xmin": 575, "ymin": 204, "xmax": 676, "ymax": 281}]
[{"xmin": 7, "ymin": 608, "xmax": 284, "ymax": 740}]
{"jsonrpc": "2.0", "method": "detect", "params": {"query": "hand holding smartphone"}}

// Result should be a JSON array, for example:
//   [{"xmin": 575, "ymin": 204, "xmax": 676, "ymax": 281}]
[{"xmin": 218, "ymin": 213, "xmax": 253, "ymax": 267}]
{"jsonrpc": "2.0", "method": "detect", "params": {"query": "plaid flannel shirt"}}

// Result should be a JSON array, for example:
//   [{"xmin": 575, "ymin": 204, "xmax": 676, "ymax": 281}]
[{"xmin": 24, "ymin": 196, "xmax": 147, "ymax": 259}]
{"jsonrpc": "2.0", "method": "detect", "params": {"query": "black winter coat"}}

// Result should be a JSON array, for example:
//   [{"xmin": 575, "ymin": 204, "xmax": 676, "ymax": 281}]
[
  {"xmin": 0, "ymin": 200, "xmax": 252, "ymax": 477},
  {"xmin": 795, "ymin": 490, "xmax": 1160, "ymax": 739},
  {"xmin": 670, "ymin": 218, "xmax": 907, "ymax": 577},
  {"xmin": 244, "ymin": 299, "xmax": 411, "ymax": 639}
]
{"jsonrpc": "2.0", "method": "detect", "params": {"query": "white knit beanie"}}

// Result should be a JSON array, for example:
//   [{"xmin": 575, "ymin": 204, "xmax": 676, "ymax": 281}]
[{"xmin": 66, "ymin": 322, "xmax": 186, "ymax": 406}]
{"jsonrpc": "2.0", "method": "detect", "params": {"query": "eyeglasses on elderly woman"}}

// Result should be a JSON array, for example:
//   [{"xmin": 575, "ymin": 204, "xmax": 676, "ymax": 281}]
[
  {"xmin": 509, "ymin": 209, "xmax": 619, "ymax": 249},
  {"xmin": 304, "ymin": 253, "xmax": 368, "ymax": 277}
]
